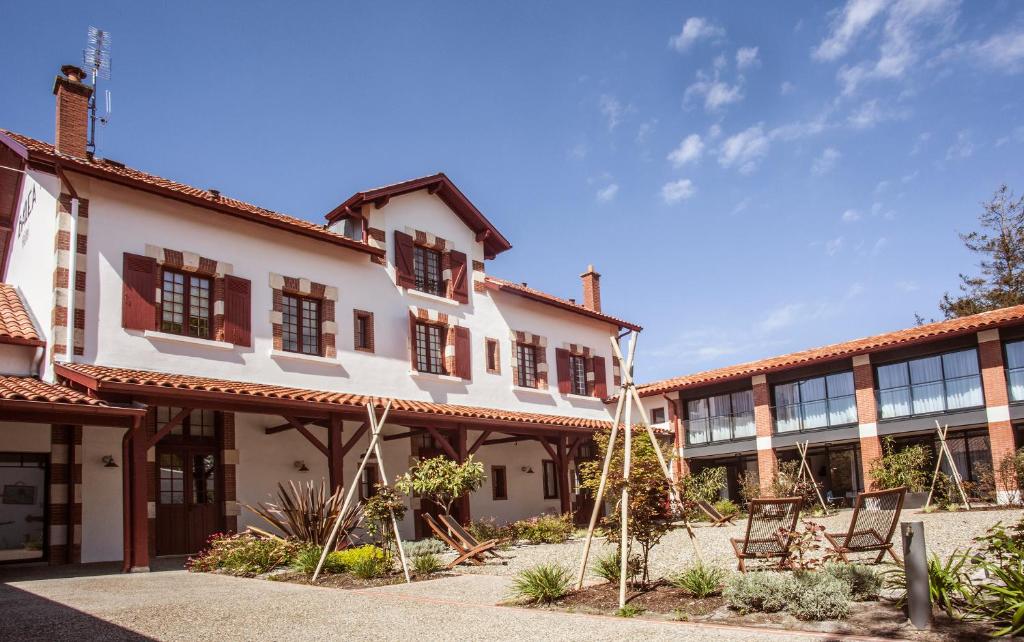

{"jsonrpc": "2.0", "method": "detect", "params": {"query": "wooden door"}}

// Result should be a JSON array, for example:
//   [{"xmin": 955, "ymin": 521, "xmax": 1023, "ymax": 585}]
[{"xmin": 156, "ymin": 445, "xmax": 221, "ymax": 555}]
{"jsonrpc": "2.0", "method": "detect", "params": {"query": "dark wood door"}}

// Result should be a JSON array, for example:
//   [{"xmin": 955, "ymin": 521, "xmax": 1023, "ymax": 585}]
[{"xmin": 156, "ymin": 445, "xmax": 221, "ymax": 555}]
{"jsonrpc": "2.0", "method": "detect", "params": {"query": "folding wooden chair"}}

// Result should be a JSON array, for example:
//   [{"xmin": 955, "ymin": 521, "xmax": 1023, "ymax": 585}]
[
  {"xmin": 438, "ymin": 514, "xmax": 502, "ymax": 558},
  {"xmin": 824, "ymin": 487, "xmax": 906, "ymax": 565},
  {"xmin": 730, "ymin": 497, "xmax": 802, "ymax": 572},
  {"xmin": 422, "ymin": 513, "xmax": 498, "ymax": 568},
  {"xmin": 697, "ymin": 499, "xmax": 736, "ymax": 526}
]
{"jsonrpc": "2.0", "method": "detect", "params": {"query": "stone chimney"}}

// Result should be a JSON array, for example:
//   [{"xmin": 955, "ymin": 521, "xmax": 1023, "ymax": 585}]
[
  {"xmin": 52, "ymin": 65, "xmax": 93, "ymax": 158},
  {"xmin": 580, "ymin": 264, "xmax": 601, "ymax": 312}
]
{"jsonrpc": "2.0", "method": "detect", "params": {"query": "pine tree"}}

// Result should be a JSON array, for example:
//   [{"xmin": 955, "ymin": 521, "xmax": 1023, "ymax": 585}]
[{"xmin": 939, "ymin": 185, "xmax": 1024, "ymax": 319}]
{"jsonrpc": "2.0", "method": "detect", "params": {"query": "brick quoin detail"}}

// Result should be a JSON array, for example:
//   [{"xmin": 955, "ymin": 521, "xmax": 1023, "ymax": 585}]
[
  {"xmin": 51, "ymin": 196, "xmax": 89, "ymax": 359},
  {"xmin": 220, "ymin": 412, "xmax": 238, "ymax": 533},
  {"xmin": 48, "ymin": 424, "xmax": 82, "ymax": 564},
  {"xmin": 269, "ymin": 273, "xmax": 337, "ymax": 357},
  {"xmin": 752, "ymin": 376, "xmax": 777, "ymax": 493},
  {"xmin": 978, "ymin": 333, "xmax": 1017, "ymax": 494}
]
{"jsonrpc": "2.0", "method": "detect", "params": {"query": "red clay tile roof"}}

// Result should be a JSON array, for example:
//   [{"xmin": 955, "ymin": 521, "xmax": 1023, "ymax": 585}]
[
  {"xmin": 0, "ymin": 375, "xmax": 106, "ymax": 405},
  {"xmin": 325, "ymin": 173, "xmax": 513, "ymax": 259},
  {"xmin": 56, "ymin": 363, "xmax": 614, "ymax": 432},
  {"xmin": 0, "ymin": 130, "xmax": 383, "ymax": 259},
  {"xmin": 637, "ymin": 304, "xmax": 1024, "ymax": 397},
  {"xmin": 0, "ymin": 284, "xmax": 43, "ymax": 346},
  {"xmin": 485, "ymin": 276, "xmax": 642, "ymax": 332}
]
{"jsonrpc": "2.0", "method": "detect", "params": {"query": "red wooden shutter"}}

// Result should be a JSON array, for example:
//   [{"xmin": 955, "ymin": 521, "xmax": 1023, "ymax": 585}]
[
  {"xmin": 555, "ymin": 348, "xmax": 571, "ymax": 394},
  {"xmin": 592, "ymin": 355, "xmax": 608, "ymax": 398},
  {"xmin": 449, "ymin": 250, "xmax": 469, "ymax": 303},
  {"xmin": 394, "ymin": 231, "xmax": 416, "ymax": 288},
  {"xmin": 122, "ymin": 253, "xmax": 157, "ymax": 331},
  {"xmin": 408, "ymin": 312, "xmax": 419, "ymax": 370},
  {"xmin": 454, "ymin": 326, "xmax": 472, "ymax": 380},
  {"xmin": 223, "ymin": 275, "xmax": 251, "ymax": 347}
]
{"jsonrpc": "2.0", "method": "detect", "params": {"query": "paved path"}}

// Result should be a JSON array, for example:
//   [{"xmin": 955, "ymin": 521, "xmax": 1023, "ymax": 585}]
[{"xmin": 0, "ymin": 565, "xmax": 887, "ymax": 641}]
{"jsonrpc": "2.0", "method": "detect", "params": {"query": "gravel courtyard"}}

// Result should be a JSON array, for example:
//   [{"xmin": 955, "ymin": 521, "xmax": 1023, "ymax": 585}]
[{"xmin": 456, "ymin": 506, "xmax": 1023, "ymax": 578}]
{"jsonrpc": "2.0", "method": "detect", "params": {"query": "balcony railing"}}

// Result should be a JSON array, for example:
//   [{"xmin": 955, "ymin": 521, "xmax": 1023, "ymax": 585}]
[
  {"xmin": 773, "ymin": 394, "xmax": 857, "ymax": 433},
  {"xmin": 876, "ymin": 375, "xmax": 983, "ymax": 420},
  {"xmin": 685, "ymin": 412, "xmax": 756, "ymax": 445}
]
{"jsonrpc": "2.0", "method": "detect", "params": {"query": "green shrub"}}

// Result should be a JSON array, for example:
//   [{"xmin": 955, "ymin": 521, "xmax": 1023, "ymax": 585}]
[
  {"xmin": 971, "ymin": 517, "xmax": 1024, "ymax": 637},
  {"xmin": 713, "ymin": 499, "xmax": 740, "ymax": 519},
  {"xmin": 616, "ymin": 604, "xmax": 644, "ymax": 618},
  {"xmin": 291, "ymin": 544, "xmax": 346, "ymax": 575},
  {"xmin": 347, "ymin": 546, "xmax": 393, "ymax": 580},
  {"xmin": 869, "ymin": 438, "xmax": 930, "ymax": 492},
  {"xmin": 511, "ymin": 563, "xmax": 572, "ymax": 604},
  {"xmin": 511, "ymin": 513, "xmax": 575, "ymax": 544},
  {"xmin": 411, "ymin": 553, "xmax": 443, "ymax": 576},
  {"xmin": 467, "ymin": 516, "xmax": 511, "ymax": 543},
  {"xmin": 401, "ymin": 538, "xmax": 446, "ymax": 557},
  {"xmin": 669, "ymin": 563, "xmax": 726, "ymax": 598},
  {"xmin": 725, "ymin": 572, "xmax": 799, "ymax": 613},
  {"xmin": 790, "ymin": 573, "xmax": 851, "ymax": 621},
  {"xmin": 887, "ymin": 550, "xmax": 973, "ymax": 619},
  {"xmin": 821, "ymin": 563, "xmax": 884, "ymax": 601},
  {"xmin": 187, "ymin": 532, "xmax": 296, "ymax": 576},
  {"xmin": 591, "ymin": 549, "xmax": 640, "ymax": 584}
]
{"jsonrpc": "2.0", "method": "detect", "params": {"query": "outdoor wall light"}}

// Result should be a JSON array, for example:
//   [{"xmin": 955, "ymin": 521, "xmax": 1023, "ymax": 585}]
[
  {"xmin": 101, "ymin": 455, "xmax": 118, "ymax": 468},
  {"xmin": 294, "ymin": 460, "xmax": 309, "ymax": 472},
  {"xmin": 520, "ymin": 466, "xmax": 534, "ymax": 474}
]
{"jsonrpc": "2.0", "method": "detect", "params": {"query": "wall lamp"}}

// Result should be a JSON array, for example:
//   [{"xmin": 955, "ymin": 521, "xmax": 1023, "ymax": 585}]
[
  {"xmin": 294, "ymin": 460, "xmax": 309, "ymax": 472},
  {"xmin": 101, "ymin": 455, "xmax": 118, "ymax": 468},
  {"xmin": 520, "ymin": 466, "xmax": 534, "ymax": 474}
]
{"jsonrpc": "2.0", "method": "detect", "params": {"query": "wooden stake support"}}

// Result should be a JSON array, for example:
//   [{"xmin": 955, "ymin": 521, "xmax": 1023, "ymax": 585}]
[
  {"xmin": 312, "ymin": 400, "xmax": 411, "ymax": 583},
  {"xmin": 575, "ymin": 331, "xmax": 700, "ymax": 609},
  {"xmin": 795, "ymin": 440, "xmax": 830, "ymax": 515},
  {"xmin": 924, "ymin": 421, "xmax": 972, "ymax": 511}
]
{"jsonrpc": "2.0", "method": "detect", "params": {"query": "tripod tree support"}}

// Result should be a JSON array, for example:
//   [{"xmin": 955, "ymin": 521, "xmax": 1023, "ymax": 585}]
[
  {"xmin": 575, "ymin": 331, "xmax": 701, "ymax": 609},
  {"xmin": 924, "ymin": 421, "xmax": 972, "ymax": 511},
  {"xmin": 795, "ymin": 440, "xmax": 830, "ymax": 515},
  {"xmin": 312, "ymin": 400, "xmax": 411, "ymax": 583}
]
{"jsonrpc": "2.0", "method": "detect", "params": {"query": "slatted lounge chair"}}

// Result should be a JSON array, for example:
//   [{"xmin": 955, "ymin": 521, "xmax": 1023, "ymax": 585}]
[
  {"xmin": 824, "ymin": 487, "xmax": 906, "ymax": 564},
  {"xmin": 697, "ymin": 499, "xmax": 736, "ymax": 526},
  {"xmin": 422, "ymin": 513, "xmax": 498, "ymax": 568},
  {"xmin": 730, "ymin": 497, "xmax": 802, "ymax": 572},
  {"xmin": 438, "ymin": 513, "xmax": 502, "ymax": 558}
]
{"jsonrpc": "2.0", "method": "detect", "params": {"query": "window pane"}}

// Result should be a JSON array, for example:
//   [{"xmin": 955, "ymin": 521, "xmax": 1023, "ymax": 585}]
[
  {"xmin": 1009, "ymin": 369, "xmax": 1024, "ymax": 403},
  {"xmin": 517, "ymin": 344, "xmax": 537, "ymax": 387},
  {"xmin": 828, "ymin": 395, "xmax": 858, "ymax": 425},
  {"xmin": 711, "ymin": 415, "xmax": 732, "ymax": 441},
  {"xmin": 774, "ymin": 382, "xmax": 800, "ymax": 407},
  {"xmin": 687, "ymin": 418, "xmax": 709, "ymax": 444},
  {"xmin": 570, "ymin": 356, "xmax": 588, "ymax": 395},
  {"xmin": 802, "ymin": 399, "xmax": 829, "ymax": 429},
  {"xmin": 708, "ymin": 393, "xmax": 731, "ymax": 418},
  {"xmin": 946, "ymin": 375, "xmax": 982, "ymax": 410},
  {"xmin": 826, "ymin": 372, "xmax": 855, "ymax": 398},
  {"xmin": 912, "ymin": 381, "xmax": 945, "ymax": 414},
  {"xmin": 799, "ymin": 377, "xmax": 827, "ymax": 402},
  {"xmin": 942, "ymin": 349, "xmax": 979, "ymax": 378},
  {"xmin": 687, "ymin": 398, "xmax": 709, "ymax": 420},
  {"xmin": 301, "ymin": 299, "xmax": 320, "ymax": 355},
  {"xmin": 775, "ymin": 405, "xmax": 801, "ymax": 432},
  {"xmin": 731, "ymin": 390, "xmax": 753, "ymax": 414},
  {"xmin": 413, "ymin": 246, "xmax": 443, "ymax": 296},
  {"xmin": 733, "ymin": 412, "xmax": 756, "ymax": 438},
  {"xmin": 880, "ymin": 388, "xmax": 911, "ymax": 418},
  {"xmin": 877, "ymin": 362, "xmax": 909, "ymax": 389},
  {"xmin": 161, "ymin": 272, "xmax": 185, "ymax": 334},
  {"xmin": 282, "ymin": 295, "xmax": 299, "ymax": 352},
  {"xmin": 1007, "ymin": 341, "xmax": 1024, "ymax": 369},
  {"xmin": 909, "ymin": 356, "xmax": 943, "ymax": 384}
]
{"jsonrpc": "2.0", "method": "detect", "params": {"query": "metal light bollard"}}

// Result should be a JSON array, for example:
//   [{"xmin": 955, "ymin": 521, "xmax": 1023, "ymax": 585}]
[{"xmin": 901, "ymin": 521, "xmax": 931, "ymax": 630}]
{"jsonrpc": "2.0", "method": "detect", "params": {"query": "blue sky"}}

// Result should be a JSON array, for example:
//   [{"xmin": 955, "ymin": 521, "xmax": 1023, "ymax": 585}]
[{"xmin": 3, "ymin": 1, "xmax": 1024, "ymax": 383}]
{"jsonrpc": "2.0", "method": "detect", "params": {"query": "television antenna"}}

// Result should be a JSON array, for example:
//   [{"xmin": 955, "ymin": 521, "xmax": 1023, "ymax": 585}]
[{"xmin": 82, "ymin": 26, "xmax": 112, "ymax": 155}]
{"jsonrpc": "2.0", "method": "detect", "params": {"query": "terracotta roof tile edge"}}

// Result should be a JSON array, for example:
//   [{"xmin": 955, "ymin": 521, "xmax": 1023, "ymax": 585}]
[{"xmin": 485, "ymin": 276, "xmax": 642, "ymax": 332}]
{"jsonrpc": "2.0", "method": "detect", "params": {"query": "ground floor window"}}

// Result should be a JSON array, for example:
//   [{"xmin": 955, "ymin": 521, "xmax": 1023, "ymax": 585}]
[
  {"xmin": 542, "ymin": 460, "xmax": 559, "ymax": 499},
  {"xmin": 491, "ymin": 465, "xmax": 508, "ymax": 500},
  {"xmin": 689, "ymin": 454, "xmax": 759, "ymax": 503},
  {"xmin": 360, "ymin": 464, "xmax": 379, "ymax": 500},
  {"xmin": 890, "ymin": 428, "xmax": 992, "ymax": 485},
  {"xmin": 777, "ymin": 444, "xmax": 863, "ymax": 505},
  {"xmin": 0, "ymin": 453, "xmax": 47, "ymax": 562}
]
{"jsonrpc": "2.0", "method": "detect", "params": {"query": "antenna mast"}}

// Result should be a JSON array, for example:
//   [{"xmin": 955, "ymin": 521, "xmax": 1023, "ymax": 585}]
[{"xmin": 82, "ymin": 26, "xmax": 111, "ymax": 155}]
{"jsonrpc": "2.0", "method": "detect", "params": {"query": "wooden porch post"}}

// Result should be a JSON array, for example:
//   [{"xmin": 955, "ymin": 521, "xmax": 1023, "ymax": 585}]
[
  {"xmin": 457, "ymin": 425, "xmax": 470, "ymax": 523},
  {"xmin": 557, "ymin": 435, "xmax": 571, "ymax": 515},
  {"xmin": 128, "ymin": 414, "xmax": 150, "ymax": 571},
  {"xmin": 328, "ymin": 414, "xmax": 344, "ymax": 493}
]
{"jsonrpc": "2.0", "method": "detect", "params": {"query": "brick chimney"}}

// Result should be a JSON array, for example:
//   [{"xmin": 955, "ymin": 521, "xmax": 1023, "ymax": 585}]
[
  {"xmin": 580, "ymin": 264, "xmax": 601, "ymax": 312},
  {"xmin": 52, "ymin": 65, "xmax": 93, "ymax": 158}
]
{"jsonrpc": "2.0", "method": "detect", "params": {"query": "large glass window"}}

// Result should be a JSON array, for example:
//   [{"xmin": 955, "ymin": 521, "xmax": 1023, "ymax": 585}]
[
  {"xmin": 0, "ymin": 453, "xmax": 47, "ymax": 561},
  {"xmin": 413, "ymin": 245, "xmax": 444, "ymax": 296},
  {"xmin": 415, "ymin": 322, "xmax": 445, "ymax": 374},
  {"xmin": 774, "ymin": 371, "xmax": 857, "ymax": 433},
  {"xmin": 876, "ymin": 348, "xmax": 983, "ymax": 419},
  {"xmin": 1006, "ymin": 341, "xmax": 1024, "ymax": 402},
  {"xmin": 686, "ymin": 390, "xmax": 755, "ymax": 444},
  {"xmin": 161, "ymin": 270, "xmax": 211, "ymax": 339},
  {"xmin": 282, "ymin": 294, "xmax": 321, "ymax": 356}
]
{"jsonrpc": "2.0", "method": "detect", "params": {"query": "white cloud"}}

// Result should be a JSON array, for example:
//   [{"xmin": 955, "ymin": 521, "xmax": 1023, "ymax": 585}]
[
  {"xmin": 812, "ymin": 147, "xmax": 842, "ymax": 176},
  {"xmin": 780, "ymin": 81, "xmax": 796, "ymax": 95},
  {"xmin": 813, "ymin": 0, "xmax": 888, "ymax": 61},
  {"xmin": 718, "ymin": 125, "xmax": 770, "ymax": 174},
  {"xmin": 871, "ymin": 237, "xmax": 888, "ymax": 256},
  {"xmin": 599, "ymin": 94, "xmax": 624, "ymax": 131},
  {"xmin": 994, "ymin": 126, "xmax": 1024, "ymax": 147},
  {"xmin": 707, "ymin": 123, "xmax": 722, "ymax": 139},
  {"xmin": 895, "ymin": 280, "xmax": 919, "ymax": 292},
  {"xmin": 841, "ymin": 208, "xmax": 862, "ymax": 222},
  {"xmin": 732, "ymin": 197, "xmax": 751, "ymax": 215},
  {"xmin": 736, "ymin": 46, "xmax": 761, "ymax": 70},
  {"xmin": 669, "ymin": 17, "xmax": 725, "ymax": 51},
  {"xmin": 567, "ymin": 143, "xmax": 587, "ymax": 160},
  {"xmin": 825, "ymin": 236, "xmax": 845, "ymax": 256},
  {"xmin": 685, "ymin": 77, "xmax": 744, "ymax": 112},
  {"xmin": 667, "ymin": 134, "xmax": 704, "ymax": 167},
  {"xmin": 941, "ymin": 29, "xmax": 1024, "ymax": 74},
  {"xmin": 945, "ymin": 130, "xmax": 974, "ymax": 160},
  {"xmin": 910, "ymin": 131, "xmax": 931, "ymax": 155},
  {"xmin": 713, "ymin": 54, "xmax": 728, "ymax": 71},
  {"xmin": 847, "ymin": 99, "xmax": 907, "ymax": 129},
  {"xmin": 636, "ymin": 120, "xmax": 657, "ymax": 144},
  {"xmin": 596, "ymin": 183, "xmax": 619, "ymax": 202},
  {"xmin": 661, "ymin": 179, "xmax": 696, "ymax": 204},
  {"xmin": 758, "ymin": 302, "xmax": 832, "ymax": 334}
]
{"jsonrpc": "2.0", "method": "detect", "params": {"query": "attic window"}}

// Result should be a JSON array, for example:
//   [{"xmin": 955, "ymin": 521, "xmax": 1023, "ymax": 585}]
[{"xmin": 341, "ymin": 217, "xmax": 364, "ymax": 242}]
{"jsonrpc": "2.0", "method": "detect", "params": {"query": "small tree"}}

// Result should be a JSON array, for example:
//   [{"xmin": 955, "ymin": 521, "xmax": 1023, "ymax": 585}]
[
  {"xmin": 362, "ymin": 484, "xmax": 408, "ymax": 560},
  {"xmin": 578, "ymin": 428, "xmax": 672, "ymax": 586},
  {"xmin": 997, "ymin": 448, "xmax": 1024, "ymax": 504},
  {"xmin": 869, "ymin": 437, "xmax": 931, "ymax": 492},
  {"xmin": 939, "ymin": 184, "xmax": 1024, "ymax": 318},
  {"xmin": 394, "ymin": 455, "xmax": 485, "ymax": 515}
]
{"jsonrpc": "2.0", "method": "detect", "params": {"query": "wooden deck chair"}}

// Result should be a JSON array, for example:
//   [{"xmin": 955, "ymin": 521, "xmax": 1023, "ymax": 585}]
[
  {"xmin": 730, "ymin": 497, "xmax": 802, "ymax": 572},
  {"xmin": 697, "ymin": 499, "xmax": 736, "ymax": 526},
  {"xmin": 438, "ymin": 514, "xmax": 502, "ymax": 559},
  {"xmin": 824, "ymin": 487, "xmax": 906, "ymax": 565},
  {"xmin": 422, "ymin": 513, "xmax": 497, "ymax": 568}
]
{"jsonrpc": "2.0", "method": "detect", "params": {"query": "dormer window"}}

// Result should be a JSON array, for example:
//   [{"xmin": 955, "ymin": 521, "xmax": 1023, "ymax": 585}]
[
  {"xmin": 341, "ymin": 217, "xmax": 364, "ymax": 242},
  {"xmin": 413, "ymin": 245, "xmax": 444, "ymax": 297}
]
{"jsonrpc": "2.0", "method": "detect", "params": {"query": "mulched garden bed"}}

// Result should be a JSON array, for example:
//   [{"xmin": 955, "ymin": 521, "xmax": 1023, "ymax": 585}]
[
  {"xmin": 519, "ymin": 582, "xmax": 989, "ymax": 641},
  {"xmin": 267, "ymin": 570, "xmax": 453, "ymax": 589}
]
